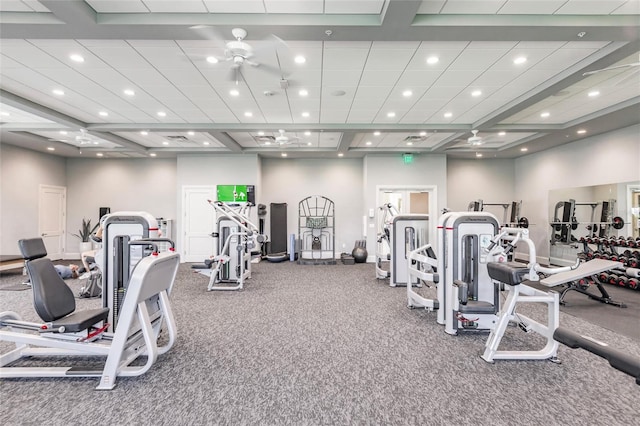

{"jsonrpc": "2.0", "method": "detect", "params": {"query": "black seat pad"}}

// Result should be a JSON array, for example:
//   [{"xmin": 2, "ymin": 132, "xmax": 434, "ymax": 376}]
[
  {"xmin": 52, "ymin": 308, "xmax": 109, "ymax": 333},
  {"xmin": 459, "ymin": 300, "xmax": 496, "ymax": 314},
  {"xmin": 487, "ymin": 261, "xmax": 529, "ymax": 286}
]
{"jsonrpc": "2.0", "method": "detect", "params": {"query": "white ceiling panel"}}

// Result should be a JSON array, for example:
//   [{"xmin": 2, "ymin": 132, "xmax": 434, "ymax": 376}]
[
  {"xmin": 86, "ymin": 1, "xmax": 149, "ymax": 13},
  {"xmin": 497, "ymin": 1, "xmax": 566, "ymax": 14},
  {"xmin": 141, "ymin": 0, "xmax": 208, "ymax": 13},
  {"xmin": 1, "ymin": 40, "xmax": 68, "ymax": 69},
  {"xmin": 433, "ymin": 69, "xmax": 484, "ymax": 86},
  {"xmin": 264, "ymin": 0, "xmax": 323, "ymax": 14},
  {"xmin": 0, "ymin": 102, "xmax": 53, "ymax": 123},
  {"xmin": 322, "ymin": 47, "xmax": 371, "ymax": 70},
  {"xmin": 0, "ymin": 0, "xmax": 32, "ymax": 12},
  {"xmin": 359, "ymin": 69, "xmax": 404, "ymax": 86},
  {"xmin": 555, "ymin": 0, "xmax": 627, "ymax": 15},
  {"xmin": 449, "ymin": 48, "xmax": 510, "ymax": 70},
  {"xmin": 202, "ymin": 0, "xmax": 265, "ymax": 13},
  {"xmin": 440, "ymin": 0, "xmax": 507, "ymax": 14},
  {"xmin": 417, "ymin": 1, "xmax": 447, "ymax": 14},
  {"xmin": 321, "ymin": 69, "xmax": 363, "ymax": 87},
  {"xmin": 320, "ymin": 109, "xmax": 349, "ymax": 123},
  {"xmin": 325, "ymin": 0, "xmax": 385, "ymax": 14},
  {"xmin": 611, "ymin": 1, "xmax": 640, "ymax": 14}
]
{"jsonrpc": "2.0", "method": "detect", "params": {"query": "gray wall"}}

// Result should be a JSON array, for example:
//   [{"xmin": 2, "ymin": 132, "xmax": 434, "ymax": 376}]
[
  {"xmin": 0, "ymin": 143, "xmax": 66, "ymax": 255},
  {"xmin": 515, "ymin": 124, "xmax": 640, "ymax": 260},
  {"xmin": 447, "ymin": 158, "xmax": 516, "ymax": 213},
  {"xmin": 363, "ymin": 154, "xmax": 447, "ymax": 255},
  {"xmin": 261, "ymin": 158, "xmax": 363, "ymax": 255},
  {"xmin": 65, "ymin": 157, "xmax": 177, "ymax": 255}
]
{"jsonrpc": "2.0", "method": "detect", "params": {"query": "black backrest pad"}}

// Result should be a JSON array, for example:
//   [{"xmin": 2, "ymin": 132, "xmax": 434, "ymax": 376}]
[
  {"xmin": 27, "ymin": 258, "xmax": 76, "ymax": 322},
  {"xmin": 18, "ymin": 238, "xmax": 47, "ymax": 260},
  {"xmin": 487, "ymin": 261, "xmax": 529, "ymax": 286}
]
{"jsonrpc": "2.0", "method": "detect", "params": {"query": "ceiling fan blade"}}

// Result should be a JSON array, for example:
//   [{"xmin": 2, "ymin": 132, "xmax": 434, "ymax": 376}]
[
  {"xmin": 583, "ymin": 62, "xmax": 640, "ymax": 76},
  {"xmin": 613, "ymin": 68, "xmax": 640, "ymax": 87},
  {"xmin": 190, "ymin": 25, "xmax": 228, "ymax": 48}
]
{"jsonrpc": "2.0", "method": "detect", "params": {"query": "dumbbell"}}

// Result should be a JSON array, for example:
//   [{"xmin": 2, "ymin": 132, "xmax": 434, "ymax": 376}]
[
  {"xmin": 599, "ymin": 272, "xmax": 609, "ymax": 283},
  {"xmin": 609, "ymin": 253, "xmax": 620, "ymax": 262},
  {"xmin": 576, "ymin": 277, "xmax": 591, "ymax": 290},
  {"xmin": 608, "ymin": 274, "xmax": 619, "ymax": 285},
  {"xmin": 628, "ymin": 278, "xmax": 639, "ymax": 290},
  {"xmin": 628, "ymin": 257, "xmax": 639, "ymax": 268},
  {"xmin": 617, "ymin": 276, "xmax": 629, "ymax": 287},
  {"xmin": 600, "ymin": 253, "xmax": 611, "ymax": 260}
]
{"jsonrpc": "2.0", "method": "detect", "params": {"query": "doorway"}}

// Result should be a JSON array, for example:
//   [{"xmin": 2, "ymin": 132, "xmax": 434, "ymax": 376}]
[
  {"xmin": 38, "ymin": 184, "xmax": 66, "ymax": 260},
  {"xmin": 181, "ymin": 185, "xmax": 216, "ymax": 262}
]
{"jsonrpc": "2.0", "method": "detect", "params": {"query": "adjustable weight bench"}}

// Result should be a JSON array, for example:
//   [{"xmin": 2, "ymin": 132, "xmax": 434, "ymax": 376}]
[{"xmin": 0, "ymin": 238, "xmax": 180, "ymax": 390}]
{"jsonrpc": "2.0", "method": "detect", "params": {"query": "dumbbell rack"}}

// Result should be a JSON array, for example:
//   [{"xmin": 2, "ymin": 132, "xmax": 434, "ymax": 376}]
[{"xmin": 580, "ymin": 236, "xmax": 640, "ymax": 291}]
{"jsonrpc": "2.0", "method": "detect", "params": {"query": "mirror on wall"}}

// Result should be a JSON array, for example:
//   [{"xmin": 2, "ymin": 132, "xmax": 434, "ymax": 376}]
[{"xmin": 548, "ymin": 181, "xmax": 640, "ymax": 266}]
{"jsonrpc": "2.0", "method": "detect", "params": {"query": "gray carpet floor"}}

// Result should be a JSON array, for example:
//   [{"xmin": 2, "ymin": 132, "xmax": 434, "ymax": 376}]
[{"xmin": 1, "ymin": 261, "xmax": 639, "ymax": 425}]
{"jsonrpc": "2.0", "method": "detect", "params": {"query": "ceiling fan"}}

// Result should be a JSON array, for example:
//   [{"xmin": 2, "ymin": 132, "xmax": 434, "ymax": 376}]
[
  {"xmin": 446, "ymin": 130, "xmax": 503, "ymax": 151},
  {"xmin": 583, "ymin": 55, "xmax": 640, "ymax": 86},
  {"xmin": 191, "ymin": 26, "xmax": 290, "ymax": 84},
  {"xmin": 254, "ymin": 129, "xmax": 301, "ymax": 147}
]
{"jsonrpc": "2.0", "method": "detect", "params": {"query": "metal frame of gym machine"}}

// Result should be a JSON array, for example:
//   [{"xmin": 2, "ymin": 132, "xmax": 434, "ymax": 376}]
[
  {"xmin": 298, "ymin": 195, "xmax": 336, "ymax": 265},
  {"xmin": 202, "ymin": 200, "xmax": 264, "ymax": 291}
]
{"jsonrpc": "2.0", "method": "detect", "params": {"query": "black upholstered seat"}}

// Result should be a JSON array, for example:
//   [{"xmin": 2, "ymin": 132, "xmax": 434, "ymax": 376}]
[
  {"xmin": 19, "ymin": 238, "xmax": 109, "ymax": 333},
  {"xmin": 487, "ymin": 261, "xmax": 529, "ymax": 286}
]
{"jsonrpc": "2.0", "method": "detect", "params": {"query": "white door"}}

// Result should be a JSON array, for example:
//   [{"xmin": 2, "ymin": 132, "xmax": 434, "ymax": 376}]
[
  {"xmin": 182, "ymin": 186, "xmax": 216, "ymax": 262},
  {"xmin": 39, "ymin": 185, "xmax": 66, "ymax": 260}
]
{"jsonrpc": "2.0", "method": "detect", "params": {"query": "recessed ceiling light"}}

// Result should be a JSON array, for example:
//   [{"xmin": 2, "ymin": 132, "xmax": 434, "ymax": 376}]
[
  {"xmin": 244, "ymin": 111, "xmax": 253, "ymax": 117},
  {"xmin": 52, "ymin": 89, "xmax": 65, "ymax": 96},
  {"xmin": 187, "ymin": 131, "xmax": 195, "ymax": 136},
  {"xmin": 162, "ymin": 141, "xmax": 169, "ymax": 145},
  {"xmin": 476, "ymin": 152, "xmax": 483, "ymax": 158},
  {"xmin": 264, "ymin": 141, "xmax": 271, "ymax": 146},
  {"xmin": 513, "ymin": 56, "xmax": 527, "ymax": 65},
  {"xmin": 471, "ymin": 90, "xmax": 482, "ymax": 97},
  {"xmin": 366, "ymin": 141, "xmax": 372, "ymax": 145},
  {"xmin": 498, "ymin": 131, "xmax": 506, "ymax": 136},
  {"xmin": 140, "ymin": 131, "xmax": 148, "ymax": 136},
  {"xmin": 257, "ymin": 131, "xmax": 264, "ymax": 136},
  {"xmin": 281, "ymin": 152, "xmax": 288, "ymax": 157},
  {"xmin": 419, "ymin": 131, "xmax": 427, "ymax": 136},
  {"xmin": 96, "ymin": 152, "xmax": 104, "ymax": 157},
  {"xmin": 294, "ymin": 55, "xmax": 306, "ymax": 64},
  {"xmin": 47, "ymin": 147, "xmax": 55, "ymax": 151},
  {"xmin": 230, "ymin": 89, "xmax": 239, "ymax": 96},
  {"xmin": 444, "ymin": 112, "xmax": 453, "ymax": 118},
  {"xmin": 427, "ymin": 56, "xmax": 439, "ymax": 65},
  {"xmin": 304, "ymin": 131, "xmax": 311, "ymax": 136},
  {"xmin": 59, "ymin": 130, "xmax": 68, "ymax": 135},
  {"xmin": 206, "ymin": 56, "xmax": 218, "ymax": 64},
  {"xmin": 299, "ymin": 89, "xmax": 308, "ymax": 97},
  {"xmin": 520, "ymin": 147, "xmax": 528, "ymax": 152},
  {"xmin": 301, "ymin": 112, "xmax": 310, "ymax": 118},
  {"xmin": 69, "ymin": 54, "xmax": 84, "ymax": 63},
  {"xmin": 373, "ymin": 131, "xmax": 381, "ymax": 136},
  {"xmin": 99, "ymin": 111, "xmax": 109, "ymax": 117},
  {"xmin": 338, "ymin": 153, "xmax": 344, "ymax": 157},
  {"xmin": 0, "ymin": 112, "xmax": 9, "ymax": 116},
  {"xmin": 387, "ymin": 112, "xmax": 396, "ymax": 118},
  {"xmin": 577, "ymin": 129, "xmax": 587, "ymax": 134},
  {"xmin": 540, "ymin": 112, "xmax": 550, "ymax": 118},
  {"xmin": 588, "ymin": 90, "xmax": 600, "ymax": 97},
  {"xmin": 123, "ymin": 89, "xmax": 135, "ymax": 96},
  {"xmin": 157, "ymin": 111, "xmax": 166, "ymax": 117},
  {"xmin": 402, "ymin": 90, "xmax": 413, "ymax": 97},
  {"xmin": 149, "ymin": 153, "xmax": 157, "ymax": 157},
  {"xmin": 307, "ymin": 142, "xmax": 312, "ymax": 146},
  {"xmin": 93, "ymin": 141, "xmax": 99, "ymax": 145},
  {"xmin": 406, "ymin": 142, "xmax": 413, "ymax": 146},
  {"xmin": 203, "ymin": 141, "xmax": 210, "ymax": 146}
]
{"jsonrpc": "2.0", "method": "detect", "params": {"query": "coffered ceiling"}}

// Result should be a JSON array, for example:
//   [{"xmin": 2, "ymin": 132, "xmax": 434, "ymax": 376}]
[{"xmin": 0, "ymin": 0, "xmax": 638, "ymax": 159}]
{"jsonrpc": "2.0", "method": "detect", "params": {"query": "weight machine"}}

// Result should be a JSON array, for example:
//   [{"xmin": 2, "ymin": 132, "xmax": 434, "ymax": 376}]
[
  {"xmin": 197, "ymin": 200, "xmax": 265, "ymax": 291},
  {"xmin": 1, "ymin": 213, "xmax": 180, "ymax": 390},
  {"xmin": 468, "ymin": 199, "xmax": 529, "ymax": 228},
  {"xmin": 375, "ymin": 203, "xmax": 399, "ymax": 279},
  {"xmin": 298, "ymin": 195, "xmax": 336, "ymax": 265}
]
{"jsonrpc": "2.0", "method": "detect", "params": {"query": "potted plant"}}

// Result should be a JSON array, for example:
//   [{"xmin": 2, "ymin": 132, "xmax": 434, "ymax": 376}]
[{"xmin": 72, "ymin": 218, "xmax": 99, "ymax": 254}]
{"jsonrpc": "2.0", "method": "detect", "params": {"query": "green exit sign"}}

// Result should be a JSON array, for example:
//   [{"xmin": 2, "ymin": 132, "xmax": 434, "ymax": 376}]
[{"xmin": 402, "ymin": 153, "xmax": 414, "ymax": 164}]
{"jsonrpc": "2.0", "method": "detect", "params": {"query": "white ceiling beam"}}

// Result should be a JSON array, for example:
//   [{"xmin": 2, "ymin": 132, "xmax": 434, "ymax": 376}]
[
  {"xmin": 206, "ymin": 131, "xmax": 243, "ymax": 153},
  {"xmin": 1, "ymin": 90, "xmax": 86, "ymax": 129}
]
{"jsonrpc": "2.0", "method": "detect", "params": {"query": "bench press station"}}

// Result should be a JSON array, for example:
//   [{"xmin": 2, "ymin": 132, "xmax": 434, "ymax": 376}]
[{"xmin": 0, "ymin": 235, "xmax": 180, "ymax": 390}]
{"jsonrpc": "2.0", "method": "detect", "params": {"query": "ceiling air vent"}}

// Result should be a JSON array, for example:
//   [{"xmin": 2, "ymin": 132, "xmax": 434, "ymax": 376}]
[
  {"xmin": 166, "ymin": 135, "xmax": 189, "ymax": 142},
  {"xmin": 403, "ymin": 135, "xmax": 426, "ymax": 142}
]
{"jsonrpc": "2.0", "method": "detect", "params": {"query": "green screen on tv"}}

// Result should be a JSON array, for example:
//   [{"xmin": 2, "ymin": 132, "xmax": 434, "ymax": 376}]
[{"xmin": 217, "ymin": 185, "xmax": 255, "ymax": 204}]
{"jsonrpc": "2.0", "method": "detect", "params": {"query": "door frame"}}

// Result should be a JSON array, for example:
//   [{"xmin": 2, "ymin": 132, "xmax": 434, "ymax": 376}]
[
  {"xmin": 180, "ymin": 185, "xmax": 216, "ymax": 262},
  {"xmin": 376, "ymin": 184, "xmax": 438, "ymax": 247},
  {"xmin": 38, "ymin": 184, "xmax": 66, "ymax": 260}
]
